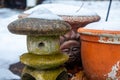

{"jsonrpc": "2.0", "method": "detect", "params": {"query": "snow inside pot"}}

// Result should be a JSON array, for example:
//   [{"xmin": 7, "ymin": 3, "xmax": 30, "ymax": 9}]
[
  {"xmin": 8, "ymin": 12, "xmax": 71, "ymax": 80},
  {"xmin": 78, "ymin": 22, "xmax": 120, "ymax": 80}
]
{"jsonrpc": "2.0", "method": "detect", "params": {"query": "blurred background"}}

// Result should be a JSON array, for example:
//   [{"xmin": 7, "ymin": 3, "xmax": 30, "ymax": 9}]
[
  {"xmin": 0, "ymin": 0, "xmax": 120, "ymax": 9},
  {"xmin": 0, "ymin": 0, "xmax": 120, "ymax": 20}
]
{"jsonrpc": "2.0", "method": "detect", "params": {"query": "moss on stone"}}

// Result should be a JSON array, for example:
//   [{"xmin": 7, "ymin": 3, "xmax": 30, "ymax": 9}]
[
  {"xmin": 22, "ymin": 66, "xmax": 68, "ymax": 80},
  {"xmin": 20, "ymin": 53, "xmax": 69, "ymax": 70}
]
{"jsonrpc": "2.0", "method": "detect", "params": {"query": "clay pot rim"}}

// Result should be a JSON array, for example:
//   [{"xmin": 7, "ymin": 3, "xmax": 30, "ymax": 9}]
[
  {"xmin": 59, "ymin": 15, "xmax": 101, "ymax": 23},
  {"xmin": 78, "ymin": 28, "xmax": 120, "ymax": 37}
]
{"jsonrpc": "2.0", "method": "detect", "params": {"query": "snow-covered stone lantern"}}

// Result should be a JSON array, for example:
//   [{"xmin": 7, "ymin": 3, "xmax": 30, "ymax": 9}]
[{"xmin": 7, "ymin": 11, "xmax": 71, "ymax": 80}]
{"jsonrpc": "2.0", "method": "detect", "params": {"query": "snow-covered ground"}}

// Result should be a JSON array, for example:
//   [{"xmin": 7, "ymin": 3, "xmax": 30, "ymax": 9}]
[
  {"xmin": 0, "ymin": 9, "xmax": 25, "ymax": 80},
  {"xmin": 0, "ymin": 0, "xmax": 120, "ymax": 79}
]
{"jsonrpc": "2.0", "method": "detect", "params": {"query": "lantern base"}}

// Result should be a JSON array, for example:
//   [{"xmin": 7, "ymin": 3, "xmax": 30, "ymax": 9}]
[{"xmin": 21, "ymin": 66, "xmax": 68, "ymax": 80}]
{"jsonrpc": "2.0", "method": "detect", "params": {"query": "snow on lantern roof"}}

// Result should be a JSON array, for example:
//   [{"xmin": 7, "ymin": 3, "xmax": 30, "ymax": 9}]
[
  {"xmin": 27, "ymin": 7, "xmax": 63, "ymax": 20},
  {"xmin": 24, "ymin": 3, "xmax": 98, "ymax": 16},
  {"xmin": 40, "ymin": 4, "xmax": 97, "ymax": 16},
  {"xmin": 84, "ymin": 22, "xmax": 120, "ymax": 31}
]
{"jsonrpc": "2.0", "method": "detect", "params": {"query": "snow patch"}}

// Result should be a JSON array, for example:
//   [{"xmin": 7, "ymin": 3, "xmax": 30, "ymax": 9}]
[
  {"xmin": 40, "ymin": 4, "xmax": 97, "ymax": 16},
  {"xmin": 0, "ymin": 8, "xmax": 22, "ymax": 19},
  {"xmin": 84, "ymin": 21, "xmax": 120, "ymax": 31},
  {"xmin": 0, "ymin": 68, "xmax": 20, "ymax": 80},
  {"xmin": 0, "ymin": 14, "xmax": 26, "ymax": 80},
  {"xmin": 24, "ymin": 3, "xmax": 97, "ymax": 16},
  {"xmin": 0, "ymin": 59, "xmax": 20, "ymax": 80},
  {"xmin": 27, "ymin": 0, "xmax": 36, "ymax": 7},
  {"xmin": 107, "ymin": 61, "xmax": 120, "ymax": 80},
  {"xmin": 98, "ymin": 36, "xmax": 120, "ymax": 44},
  {"xmin": 28, "ymin": 7, "xmax": 62, "ymax": 20}
]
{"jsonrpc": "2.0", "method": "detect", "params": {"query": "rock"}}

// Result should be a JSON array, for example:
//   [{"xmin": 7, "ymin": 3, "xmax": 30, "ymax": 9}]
[{"xmin": 9, "ymin": 62, "xmax": 25, "ymax": 76}]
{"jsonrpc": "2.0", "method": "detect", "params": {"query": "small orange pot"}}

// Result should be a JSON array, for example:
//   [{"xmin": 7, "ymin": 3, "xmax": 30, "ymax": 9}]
[{"xmin": 78, "ymin": 22, "xmax": 120, "ymax": 80}]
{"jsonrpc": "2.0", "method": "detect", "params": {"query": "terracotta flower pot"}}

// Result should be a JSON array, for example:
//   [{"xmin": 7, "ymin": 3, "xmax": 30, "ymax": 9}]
[{"xmin": 78, "ymin": 22, "xmax": 120, "ymax": 80}]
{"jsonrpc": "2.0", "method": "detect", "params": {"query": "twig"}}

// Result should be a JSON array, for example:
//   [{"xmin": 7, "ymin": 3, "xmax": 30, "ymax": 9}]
[
  {"xmin": 106, "ymin": 0, "xmax": 112, "ymax": 21},
  {"xmin": 76, "ymin": 3, "xmax": 84, "ymax": 13}
]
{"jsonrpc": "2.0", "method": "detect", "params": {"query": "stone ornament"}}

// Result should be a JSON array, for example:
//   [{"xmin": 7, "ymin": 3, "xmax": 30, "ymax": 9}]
[
  {"xmin": 8, "ymin": 18, "xmax": 70, "ymax": 36},
  {"xmin": 8, "ymin": 17, "xmax": 71, "ymax": 80}
]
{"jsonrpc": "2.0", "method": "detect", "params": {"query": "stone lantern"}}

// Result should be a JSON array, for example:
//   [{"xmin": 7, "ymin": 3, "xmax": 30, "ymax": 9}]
[{"xmin": 8, "ymin": 17, "xmax": 71, "ymax": 80}]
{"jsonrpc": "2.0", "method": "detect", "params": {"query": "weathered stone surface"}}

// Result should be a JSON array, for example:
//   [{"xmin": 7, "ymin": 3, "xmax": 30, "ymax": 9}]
[
  {"xmin": 20, "ymin": 53, "xmax": 69, "ymax": 69},
  {"xmin": 22, "ymin": 66, "xmax": 68, "ymax": 80},
  {"xmin": 27, "ymin": 36, "xmax": 60, "ymax": 55},
  {"xmin": 8, "ymin": 18, "xmax": 71, "ymax": 36}
]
